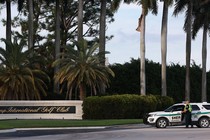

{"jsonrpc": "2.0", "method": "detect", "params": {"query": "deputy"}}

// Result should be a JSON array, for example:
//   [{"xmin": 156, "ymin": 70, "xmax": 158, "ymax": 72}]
[{"xmin": 183, "ymin": 101, "xmax": 193, "ymax": 128}]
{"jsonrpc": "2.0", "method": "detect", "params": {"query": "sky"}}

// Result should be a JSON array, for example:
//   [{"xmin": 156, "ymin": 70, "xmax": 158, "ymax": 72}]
[
  {"xmin": 106, "ymin": 2, "xmax": 210, "ymax": 70},
  {"xmin": 0, "ymin": 2, "xmax": 209, "ymax": 70}
]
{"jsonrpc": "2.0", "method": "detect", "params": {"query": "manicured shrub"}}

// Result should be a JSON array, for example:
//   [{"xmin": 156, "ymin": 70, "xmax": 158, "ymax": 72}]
[
  {"xmin": 155, "ymin": 95, "xmax": 174, "ymax": 111},
  {"xmin": 82, "ymin": 94, "xmax": 173, "ymax": 119}
]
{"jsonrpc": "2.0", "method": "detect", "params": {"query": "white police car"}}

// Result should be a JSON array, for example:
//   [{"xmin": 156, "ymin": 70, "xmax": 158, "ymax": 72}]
[{"xmin": 143, "ymin": 102, "xmax": 210, "ymax": 128}]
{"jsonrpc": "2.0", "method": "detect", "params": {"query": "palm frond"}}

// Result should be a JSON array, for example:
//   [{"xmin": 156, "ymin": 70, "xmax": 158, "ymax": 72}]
[{"xmin": 53, "ymin": 40, "xmax": 115, "ymax": 99}]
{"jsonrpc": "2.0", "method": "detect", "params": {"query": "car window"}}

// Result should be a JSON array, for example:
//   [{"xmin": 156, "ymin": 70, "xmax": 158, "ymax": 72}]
[
  {"xmin": 165, "ymin": 105, "xmax": 184, "ymax": 112},
  {"xmin": 202, "ymin": 105, "xmax": 210, "ymax": 110},
  {"xmin": 172, "ymin": 105, "xmax": 185, "ymax": 111},
  {"xmin": 191, "ymin": 105, "xmax": 200, "ymax": 111},
  {"xmin": 164, "ymin": 106, "xmax": 173, "ymax": 112}
]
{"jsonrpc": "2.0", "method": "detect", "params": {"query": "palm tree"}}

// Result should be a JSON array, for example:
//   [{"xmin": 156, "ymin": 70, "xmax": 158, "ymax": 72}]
[
  {"xmin": 54, "ymin": 0, "xmax": 61, "ymax": 94},
  {"xmin": 192, "ymin": 1, "xmax": 210, "ymax": 102},
  {"xmin": 78, "ymin": 0, "xmax": 83, "ymax": 42},
  {"xmin": 112, "ymin": 0, "xmax": 158, "ymax": 95},
  {"xmin": 0, "ymin": 0, "xmax": 11, "ymax": 42},
  {"xmin": 160, "ymin": 0, "xmax": 173, "ymax": 96},
  {"xmin": 99, "ymin": 0, "xmax": 107, "ymax": 94},
  {"xmin": 27, "ymin": 0, "xmax": 34, "ymax": 49},
  {"xmin": 0, "ymin": 38, "xmax": 50, "ymax": 100},
  {"xmin": 173, "ymin": 0, "xmax": 193, "ymax": 101},
  {"xmin": 52, "ymin": 40, "xmax": 115, "ymax": 100},
  {"xmin": 135, "ymin": 0, "xmax": 158, "ymax": 95}
]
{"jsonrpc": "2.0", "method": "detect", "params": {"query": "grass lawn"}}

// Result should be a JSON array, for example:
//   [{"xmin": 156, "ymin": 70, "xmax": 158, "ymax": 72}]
[{"xmin": 0, "ymin": 119, "xmax": 143, "ymax": 130}]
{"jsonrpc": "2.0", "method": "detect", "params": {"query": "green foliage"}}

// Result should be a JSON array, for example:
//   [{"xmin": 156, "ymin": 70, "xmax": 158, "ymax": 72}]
[
  {"xmin": 82, "ymin": 94, "xmax": 174, "ymax": 119},
  {"xmin": 108, "ymin": 58, "xmax": 208, "ymax": 103},
  {"xmin": 0, "ymin": 38, "xmax": 50, "ymax": 100},
  {"xmin": 8, "ymin": 1, "xmax": 115, "ymax": 47},
  {"xmin": 154, "ymin": 95, "xmax": 174, "ymax": 111},
  {"xmin": 108, "ymin": 59, "xmax": 140, "ymax": 94},
  {"xmin": 52, "ymin": 40, "xmax": 115, "ymax": 100}
]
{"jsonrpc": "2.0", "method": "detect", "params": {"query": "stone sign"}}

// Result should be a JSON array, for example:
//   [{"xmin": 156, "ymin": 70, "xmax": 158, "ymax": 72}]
[{"xmin": 0, "ymin": 100, "xmax": 83, "ymax": 120}]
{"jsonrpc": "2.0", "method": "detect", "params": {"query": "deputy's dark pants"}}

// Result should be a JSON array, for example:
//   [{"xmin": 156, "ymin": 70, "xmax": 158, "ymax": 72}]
[{"xmin": 185, "ymin": 112, "xmax": 192, "ymax": 127}]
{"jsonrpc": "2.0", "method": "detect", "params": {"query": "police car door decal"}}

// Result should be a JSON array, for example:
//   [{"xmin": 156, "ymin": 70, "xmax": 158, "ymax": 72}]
[{"xmin": 171, "ymin": 113, "xmax": 182, "ymax": 122}]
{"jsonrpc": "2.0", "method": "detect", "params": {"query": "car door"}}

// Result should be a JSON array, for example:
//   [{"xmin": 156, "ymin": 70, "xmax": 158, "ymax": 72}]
[
  {"xmin": 170, "ymin": 105, "xmax": 184, "ymax": 123},
  {"xmin": 191, "ymin": 105, "xmax": 201, "ymax": 121}
]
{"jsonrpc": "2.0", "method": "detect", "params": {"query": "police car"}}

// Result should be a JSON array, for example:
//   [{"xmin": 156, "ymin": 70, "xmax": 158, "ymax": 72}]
[{"xmin": 143, "ymin": 102, "xmax": 210, "ymax": 128}]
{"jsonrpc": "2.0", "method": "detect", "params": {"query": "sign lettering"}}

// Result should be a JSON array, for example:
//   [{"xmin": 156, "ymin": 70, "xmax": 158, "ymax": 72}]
[{"xmin": 0, "ymin": 106, "xmax": 76, "ymax": 114}]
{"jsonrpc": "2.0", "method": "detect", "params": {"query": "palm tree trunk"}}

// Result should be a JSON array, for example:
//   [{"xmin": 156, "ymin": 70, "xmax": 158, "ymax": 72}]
[
  {"xmin": 54, "ymin": 0, "xmax": 61, "ymax": 94},
  {"xmin": 78, "ymin": 0, "xmax": 83, "ymax": 42},
  {"xmin": 201, "ymin": 25, "xmax": 207, "ymax": 102},
  {"xmin": 185, "ymin": 2, "xmax": 192, "ymax": 101},
  {"xmin": 161, "ymin": 1, "xmax": 168, "ymax": 96},
  {"xmin": 140, "ymin": 7, "xmax": 146, "ymax": 95},
  {"xmin": 28, "ymin": 0, "xmax": 33, "ymax": 49},
  {"xmin": 6, "ymin": 0, "xmax": 11, "ymax": 43},
  {"xmin": 99, "ymin": 0, "xmax": 106, "ymax": 65},
  {"xmin": 79, "ymin": 83, "xmax": 86, "ymax": 100},
  {"xmin": 99, "ymin": 0, "xmax": 106, "ymax": 94}
]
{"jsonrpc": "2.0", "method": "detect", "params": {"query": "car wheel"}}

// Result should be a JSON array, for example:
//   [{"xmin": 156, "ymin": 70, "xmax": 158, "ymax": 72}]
[
  {"xmin": 156, "ymin": 118, "xmax": 168, "ymax": 128},
  {"xmin": 199, "ymin": 117, "xmax": 210, "ymax": 128}
]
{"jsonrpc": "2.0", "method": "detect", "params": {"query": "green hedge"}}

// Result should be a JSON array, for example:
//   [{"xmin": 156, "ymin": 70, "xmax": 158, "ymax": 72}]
[
  {"xmin": 82, "ymin": 94, "xmax": 174, "ymax": 119},
  {"xmin": 155, "ymin": 95, "xmax": 174, "ymax": 111}
]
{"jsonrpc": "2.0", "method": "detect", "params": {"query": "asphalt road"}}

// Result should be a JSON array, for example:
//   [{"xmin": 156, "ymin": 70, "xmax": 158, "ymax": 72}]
[{"xmin": 1, "ymin": 125, "xmax": 210, "ymax": 140}]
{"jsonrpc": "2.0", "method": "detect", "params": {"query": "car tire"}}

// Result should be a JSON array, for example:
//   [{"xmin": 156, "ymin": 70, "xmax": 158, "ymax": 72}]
[
  {"xmin": 156, "ymin": 118, "xmax": 168, "ymax": 128},
  {"xmin": 199, "ymin": 117, "xmax": 210, "ymax": 128}
]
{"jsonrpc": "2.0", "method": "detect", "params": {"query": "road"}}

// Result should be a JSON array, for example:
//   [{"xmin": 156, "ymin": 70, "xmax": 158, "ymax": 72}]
[{"xmin": 1, "ymin": 125, "xmax": 210, "ymax": 140}]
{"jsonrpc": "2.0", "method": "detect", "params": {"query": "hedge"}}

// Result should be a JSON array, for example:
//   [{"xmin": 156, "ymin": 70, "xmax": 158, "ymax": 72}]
[{"xmin": 82, "ymin": 94, "xmax": 174, "ymax": 119}]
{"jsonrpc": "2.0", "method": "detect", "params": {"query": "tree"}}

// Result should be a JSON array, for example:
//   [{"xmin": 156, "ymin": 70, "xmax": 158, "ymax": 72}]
[
  {"xmin": 112, "ymin": 0, "xmax": 158, "ymax": 95},
  {"xmin": 135, "ymin": 0, "xmax": 158, "ymax": 95},
  {"xmin": 0, "ymin": 38, "xmax": 50, "ymax": 100},
  {"xmin": 99, "ymin": 0, "xmax": 107, "ymax": 94},
  {"xmin": 173, "ymin": 0, "xmax": 193, "ymax": 101},
  {"xmin": 0, "ymin": 0, "xmax": 11, "ymax": 42},
  {"xmin": 78, "ymin": 0, "xmax": 83, "ymax": 42},
  {"xmin": 52, "ymin": 40, "xmax": 115, "ymax": 100},
  {"xmin": 10, "ymin": 1, "xmax": 114, "ymax": 48},
  {"xmin": 192, "ymin": 1, "xmax": 210, "ymax": 102},
  {"xmin": 27, "ymin": 0, "xmax": 33, "ymax": 49},
  {"xmin": 160, "ymin": 0, "xmax": 173, "ymax": 96},
  {"xmin": 54, "ymin": 0, "xmax": 61, "ymax": 94}
]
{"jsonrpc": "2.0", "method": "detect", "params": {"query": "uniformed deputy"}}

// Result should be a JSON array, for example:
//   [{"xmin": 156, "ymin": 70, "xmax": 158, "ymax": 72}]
[{"xmin": 183, "ymin": 101, "xmax": 193, "ymax": 128}]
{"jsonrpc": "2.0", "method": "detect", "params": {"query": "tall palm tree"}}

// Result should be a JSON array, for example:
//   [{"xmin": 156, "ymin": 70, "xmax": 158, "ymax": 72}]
[
  {"xmin": 112, "ymin": 0, "xmax": 158, "ymax": 95},
  {"xmin": 27, "ymin": 0, "xmax": 34, "ymax": 49},
  {"xmin": 54, "ymin": 0, "xmax": 61, "ymax": 94},
  {"xmin": 192, "ymin": 1, "xmax": 210, "ymax": 102},
  {"xmin": 173, "ymin": 0, "xmax": 193, "ymax": 101},
  {"xmin": 160, "ymin": 0, "xmax": 173, "ymax": 96},
  {"xmin": 99, "ymin": 0, "xmax": 106, "ymax": 62},
  {"xmin": 113, "ymin": 0, "xmax": 157, "ymax": 95},
  {"xmin": 134, "ymin": 0, "xmax": 158, "ymax": 95},
  {"xmin": 0, "ymin": 38, "xmax": 50, "ymax": 100},
  {"xmin": 78, "ymin": 0, "xmax": 83, "ymax": 42},
  {"xmin": 0, "ymin": 0, "xmax": 11, "ymax": 42},
  {"xmin": 99, "ymin": 0, "xmax": 107, "ymax": 94},
  {"xmin": 52, "ymin": 40, "xmax": 115, "ymax": 100}
]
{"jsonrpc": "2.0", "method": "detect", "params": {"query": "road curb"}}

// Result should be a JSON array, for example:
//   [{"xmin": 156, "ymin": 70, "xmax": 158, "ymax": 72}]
[{"xmin": 0, "ymin": 126, "xmax": 106, "ymax": 134}]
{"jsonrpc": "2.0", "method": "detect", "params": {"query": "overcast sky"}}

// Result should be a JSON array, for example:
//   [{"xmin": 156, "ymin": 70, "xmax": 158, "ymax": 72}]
[{"xmin": 106, "ymin": 3, "xmax": 210, "ymax": 70}]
